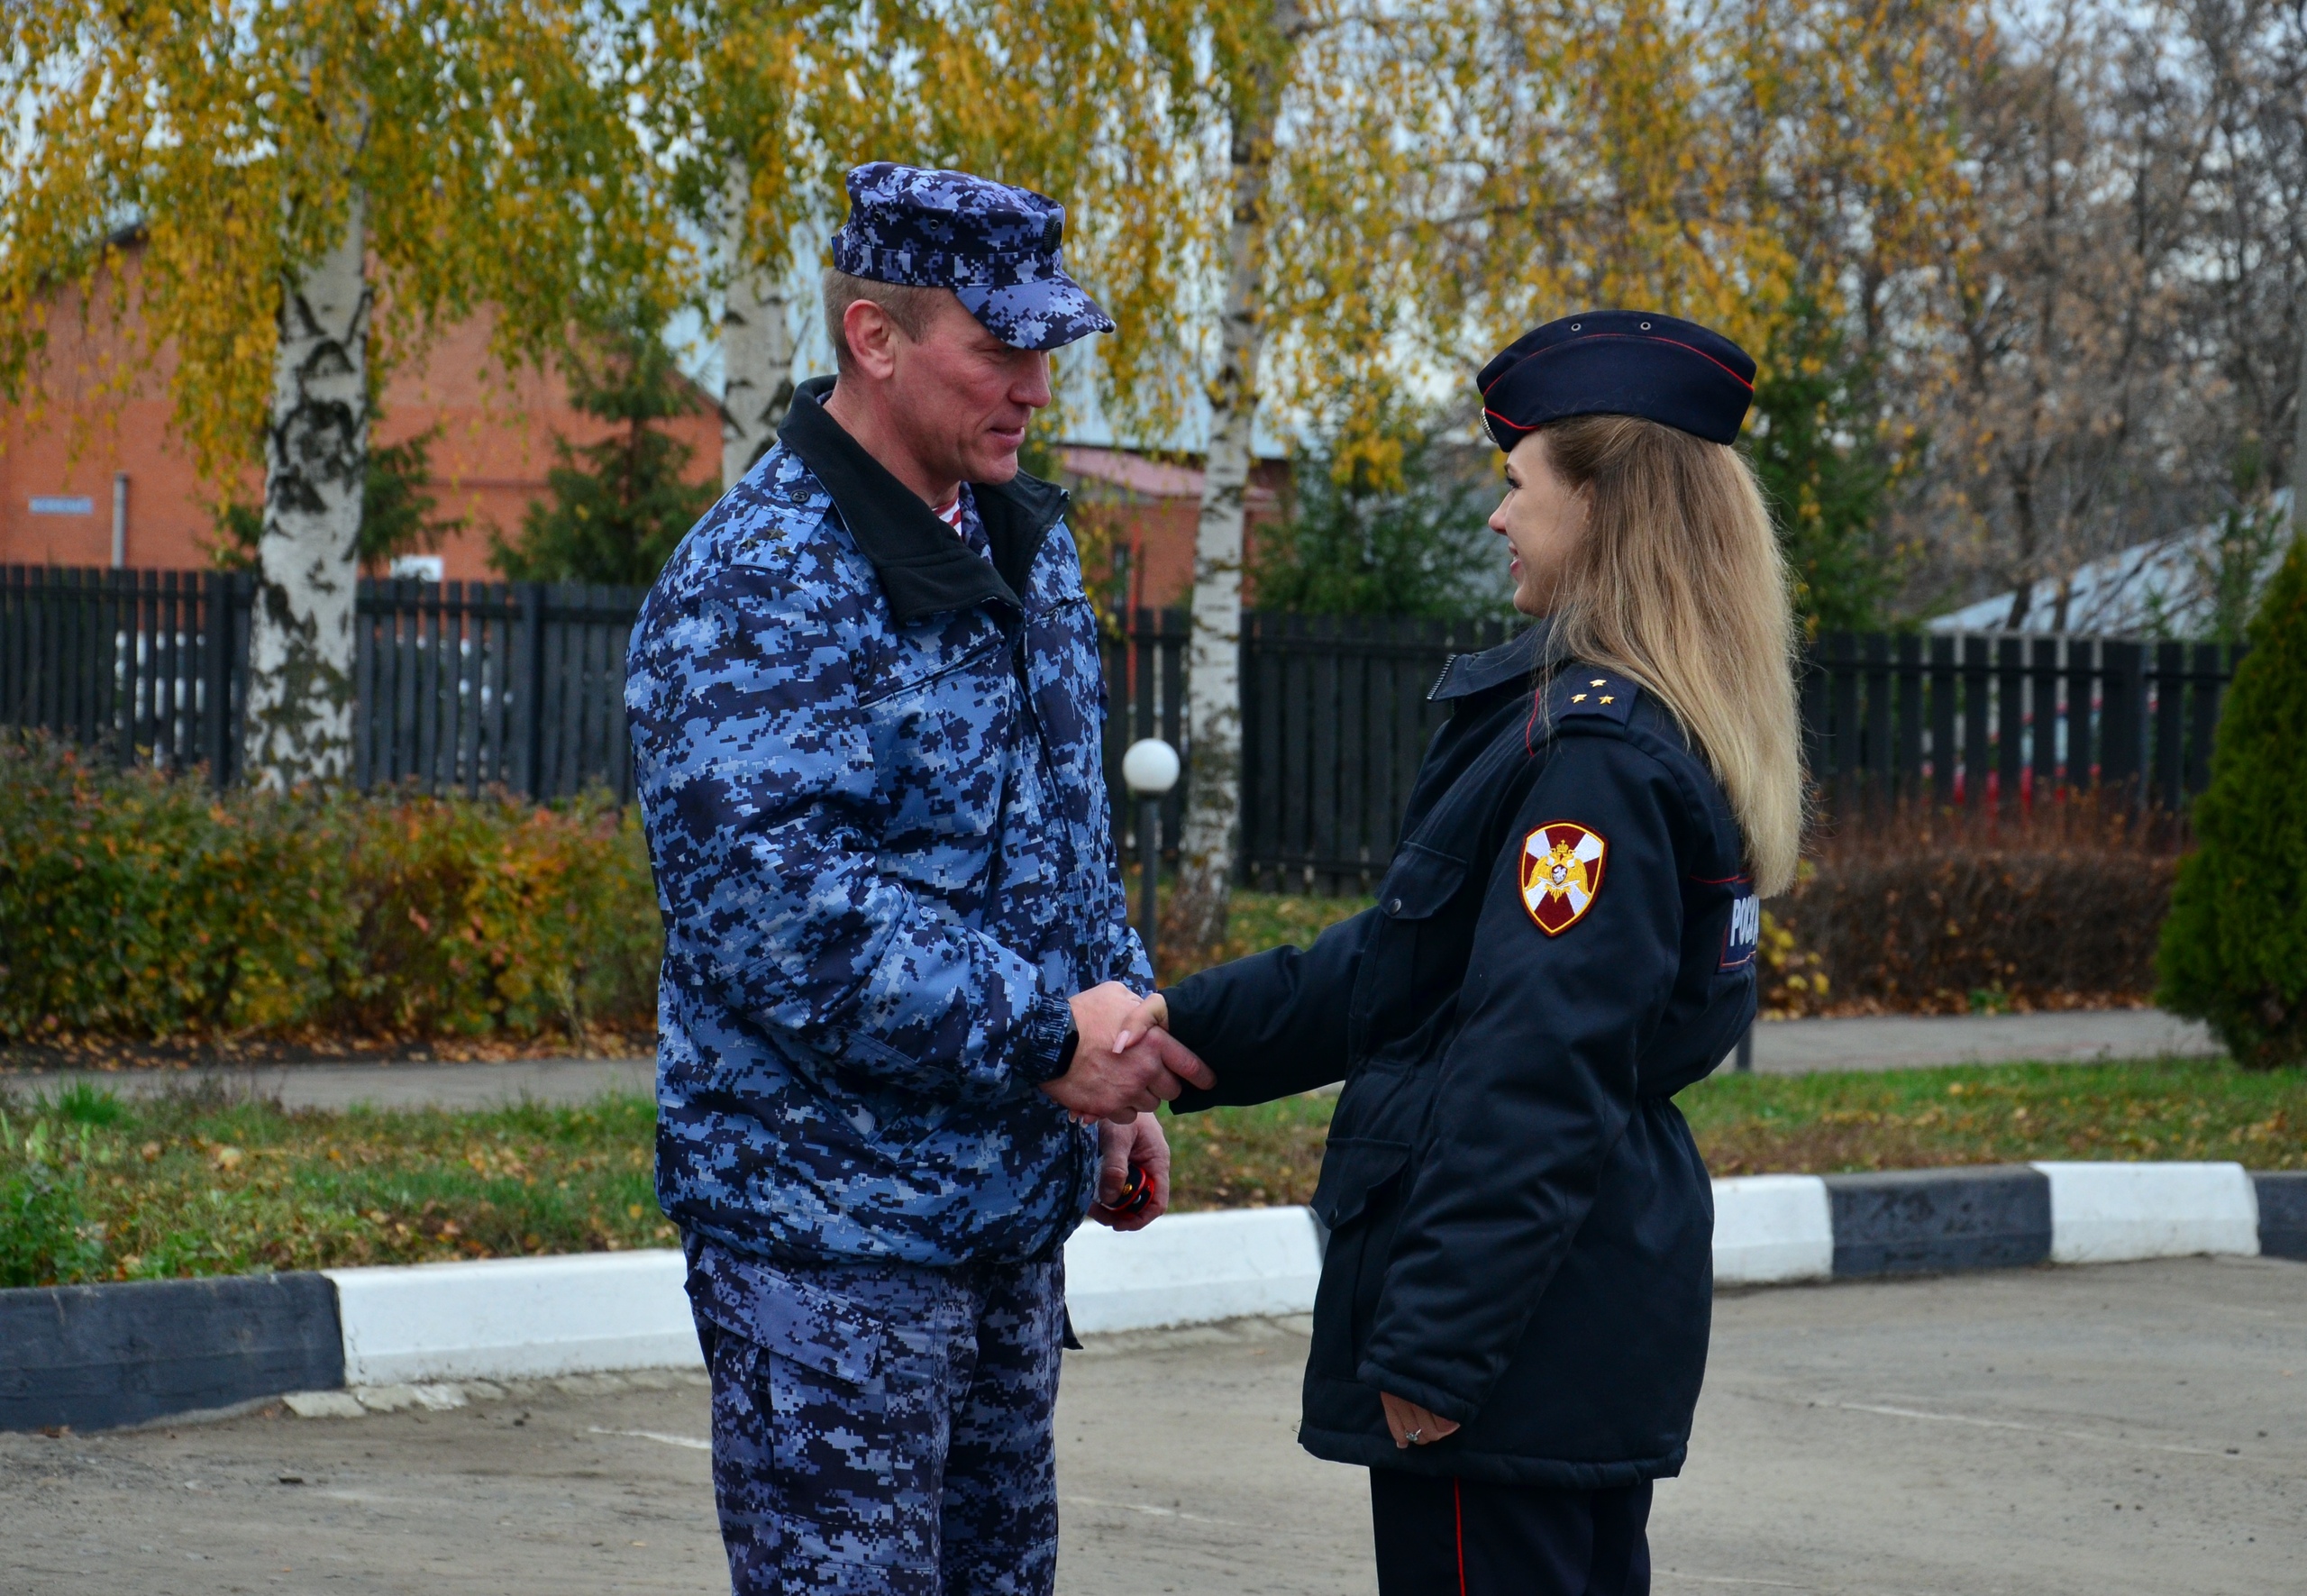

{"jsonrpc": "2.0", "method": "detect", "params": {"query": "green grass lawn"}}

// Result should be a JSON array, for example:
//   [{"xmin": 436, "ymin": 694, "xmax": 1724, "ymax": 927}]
[
  {"xmin": 1, "ymin": 1083, "xmax": 670, "ymax": 1288},
  {"xmin": 1165, "ymin": 1056, "xmax": 2307, "ymax": 1202},
  {"xmin": 1679, "ymin": 1057, "xmax": 2307, "ymax": 1175},
  {"xmin": 7, "ymin": 1057, "xmax": 2302, "ymax": 1288}
]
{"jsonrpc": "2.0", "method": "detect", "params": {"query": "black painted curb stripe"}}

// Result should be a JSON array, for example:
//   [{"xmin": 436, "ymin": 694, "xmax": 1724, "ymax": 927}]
[
  {"xmin": 1825, "ymin": 1165, "xmax": 2054, "ymax": 1277},
  {"xmin": 2256, "ymin": 1171, "xmax": 2307, "ymax": 1262},
  {"xmin": 0, "ymin": 1272, "xmax": 342, "ymax": 1433}
]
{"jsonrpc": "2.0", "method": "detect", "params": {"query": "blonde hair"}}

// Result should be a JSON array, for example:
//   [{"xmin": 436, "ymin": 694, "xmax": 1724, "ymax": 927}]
[{"xmin": 1538, "ymin": 414, "xmax": 1805, "ymax": 896}]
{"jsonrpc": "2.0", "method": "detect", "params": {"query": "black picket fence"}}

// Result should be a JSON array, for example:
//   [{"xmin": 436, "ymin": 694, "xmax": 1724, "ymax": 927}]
[
  {"xmin": 0, "ymin": 567, "xmax": 641, "ymax": 800},
  {"xmin": 1797, "ymin": 632, "xmax": 2242, "ymax": 824},
  {"xmin": 0, "ymin": 567, "xmax": 2244, "ymax": 892},
  {"xmin": 1104, "ymin": 625, "xmax": 2242, "ymax": 894},
  {"xmin": 1100, "ymin": 610, "xmax": 1521, "ymax": 894}
]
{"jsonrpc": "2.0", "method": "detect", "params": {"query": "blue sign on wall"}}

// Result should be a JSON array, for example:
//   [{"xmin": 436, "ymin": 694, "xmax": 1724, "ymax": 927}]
[{"xmin": 28, "ymin": 495, "xmax": 95, "ymax": 515}]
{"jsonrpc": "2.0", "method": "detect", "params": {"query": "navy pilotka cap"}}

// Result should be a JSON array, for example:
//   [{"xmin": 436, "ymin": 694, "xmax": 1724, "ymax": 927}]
[
  {"xmin": 1478, "ymin": 311, "xmax": 1756, "ymax": 448},
  {"xmin": 831, "ymin": 162, "xmax": 1116, "ymax": 351}
]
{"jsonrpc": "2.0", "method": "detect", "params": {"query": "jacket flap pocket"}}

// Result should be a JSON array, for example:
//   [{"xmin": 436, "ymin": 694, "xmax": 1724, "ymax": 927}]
[
  {"xmin": 1309, "ymin": 1136, "xmax": 1412, "ymax": 1232},
  {"xmin": 753, "ymin": 1272, "xmax": 886, "ymax": 1386},
  {"xmin": 1376, "ymin": 844, "xmax": 1469, "ymax": 922}
]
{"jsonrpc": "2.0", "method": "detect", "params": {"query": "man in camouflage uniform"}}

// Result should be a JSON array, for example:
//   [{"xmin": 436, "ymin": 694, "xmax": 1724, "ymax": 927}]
[{"xmin": 626, "ymin": 163, "xmax": 1212, "ymax": 1595}]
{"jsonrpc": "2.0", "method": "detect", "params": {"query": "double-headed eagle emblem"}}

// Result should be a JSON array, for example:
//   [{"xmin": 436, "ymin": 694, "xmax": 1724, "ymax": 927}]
[{"xmin": 1519, "ymin": 822, "xmax": 1608, "ymax": 935}]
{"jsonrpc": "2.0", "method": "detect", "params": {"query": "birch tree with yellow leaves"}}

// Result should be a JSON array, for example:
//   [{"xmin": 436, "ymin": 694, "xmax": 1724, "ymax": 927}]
[
  {"xmin": 1128, "ymin": 0, "xmax": 1980, "ymax": 951},
  {"xmin": 1151, "ymin": 0, "xmax": 1478, "ymax": 953},
  {"xmin": 634, "ymin": 0, "xmax": 1199, "ymax": 492},
  {"xmin": 0, "ymin": 0, "xmax": 676, "ymax": 787},
  {"xmin": 634, "ymin": 0, "xmax": 859, "ymax": 487}
]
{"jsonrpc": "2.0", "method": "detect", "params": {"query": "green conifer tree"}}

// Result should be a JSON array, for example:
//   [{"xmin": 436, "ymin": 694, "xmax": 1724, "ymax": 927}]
[
  {"xmin": 1253, "ymin": 406, "xmax": 1506, "ymax": 618},
  {"xmin": 491, "ymin": 326, "xmax": 717, "ymax": 588},
  {"xmin": 2157, "ymin": 535, "xmax": 2307, "ymax": 1068},
  {"xmin": 1745, "ymin": 297, "xmax": 1913, "ymax": 634}
]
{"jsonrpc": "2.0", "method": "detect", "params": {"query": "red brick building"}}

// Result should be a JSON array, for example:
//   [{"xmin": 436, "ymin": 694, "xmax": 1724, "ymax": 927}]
[{"xmin": 2, "ymin": 246, "xmax": 1281, "ymax": 607}]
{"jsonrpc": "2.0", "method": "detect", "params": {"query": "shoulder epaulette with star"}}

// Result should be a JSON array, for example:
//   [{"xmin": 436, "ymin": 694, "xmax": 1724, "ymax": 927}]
[{"xmin": 1550, "ymin": 668, "xmax": 1637, "ymax": 724}]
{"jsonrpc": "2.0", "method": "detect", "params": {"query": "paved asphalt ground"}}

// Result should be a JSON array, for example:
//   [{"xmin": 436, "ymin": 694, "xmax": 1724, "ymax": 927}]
[
  {"xmin": 4, "ymin": 1255, "xmax": 2300, "ymax": 1595},
  {"xmin": 0, "ymin": 1010, "xmax": 2224, "ymax": 1111}
]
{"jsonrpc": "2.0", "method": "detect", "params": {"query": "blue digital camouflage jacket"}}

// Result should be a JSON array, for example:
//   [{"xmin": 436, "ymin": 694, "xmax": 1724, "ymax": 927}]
[{"xmin": 625, "ymin": 376, "xmax": 1150, "ymax": 1268}]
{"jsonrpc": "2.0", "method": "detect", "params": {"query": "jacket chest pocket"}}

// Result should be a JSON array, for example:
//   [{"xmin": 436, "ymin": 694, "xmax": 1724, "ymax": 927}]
[
  {"xmin": 1352, "ymin": 844, "xmax": 1473, "ymax": 1064},
  {"xmin": 1017, "ymin": 596, "xmax": 1103, "ymax": 764},
  {"xmin": 866, "ymin": 639, "xmax": 1014, "ymax": 844}
]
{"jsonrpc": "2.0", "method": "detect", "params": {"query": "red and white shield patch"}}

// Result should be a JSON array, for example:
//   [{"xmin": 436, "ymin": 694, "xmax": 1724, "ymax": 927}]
[{"xmin": 1520, "ymin": 822, "xmax": 1608, "ymax": 935}]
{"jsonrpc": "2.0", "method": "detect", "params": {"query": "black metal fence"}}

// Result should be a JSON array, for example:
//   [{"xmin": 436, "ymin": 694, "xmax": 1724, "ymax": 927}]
[
  {"xmin": 2, "ymin": 568, "xmax": 2244, "ymax": 891},
  {"xmin": 1102, "ymin": 624, "xmax": 2241, "ymax": 893},
  {"xmin": 0, "ymin": 567, "xmax": 642, "ymax": 799},
  {"xmin": 1798, "ymin": 632, "xmax": 2241, "ymax": 822},
  {"xmin": 1100, "ymin": 611, "xmax": 1520, "ymax": 894}
]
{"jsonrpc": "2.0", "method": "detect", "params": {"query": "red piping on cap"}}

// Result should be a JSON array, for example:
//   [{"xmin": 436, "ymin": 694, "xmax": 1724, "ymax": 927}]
[{"xmin": 1478, "ymin": 329, "xmax": 1757, "ymax": 432}]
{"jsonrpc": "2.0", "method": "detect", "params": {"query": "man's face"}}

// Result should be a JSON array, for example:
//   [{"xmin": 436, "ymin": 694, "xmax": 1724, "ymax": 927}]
[{"xmin": 886, "ymin": 294, "xmax": 1053, "ymax": 488}]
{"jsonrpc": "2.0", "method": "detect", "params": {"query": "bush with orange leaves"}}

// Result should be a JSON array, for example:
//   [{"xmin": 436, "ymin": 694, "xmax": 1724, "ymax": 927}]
[{"xmin": 0, "ymin": 734, "xmax": 660, "ymax": 1044}]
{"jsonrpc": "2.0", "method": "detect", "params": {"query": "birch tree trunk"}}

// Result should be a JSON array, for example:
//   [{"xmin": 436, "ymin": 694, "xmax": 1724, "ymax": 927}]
[
  {"xmin": 242, "ymin": 189, "xmax": 370, "ymax": 789},
  {"xmin": 720, "ymin": 152, "xmax": 796, "ymax": 489},
  {"xmin": 1166, "ymin": 4, "xmax": 1299, "ymax": 956},
  {"xmin": 2291, "ymin": 300, "xmax": 2307, "ymax": 527}
]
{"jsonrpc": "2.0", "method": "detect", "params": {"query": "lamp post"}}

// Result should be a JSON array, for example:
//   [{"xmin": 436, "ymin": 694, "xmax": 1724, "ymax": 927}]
[{"xmin": 1121, "ymin": 737, "xmax": 1181, "ymax": 981}]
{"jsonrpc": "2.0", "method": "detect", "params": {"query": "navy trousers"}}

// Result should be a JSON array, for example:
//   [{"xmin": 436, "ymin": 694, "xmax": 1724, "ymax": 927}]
[
  {"xmin": 685, "ymin": 1242, "xmax": 1066, "ymax": 1596},
  {"xmin": 1369, "ymin": 1468, "xmax": 1653, "ymax": 1596}
]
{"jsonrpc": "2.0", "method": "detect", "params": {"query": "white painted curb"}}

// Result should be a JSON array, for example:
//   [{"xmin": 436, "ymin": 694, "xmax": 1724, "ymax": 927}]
[
  {"xmin": 1711, "ymin": 1174, "xmax": 1834, "ymax": 1285},
  {"xmin": 1062, "ymin": 1207, "xmax": 1325, "ymax": 1334},
  {"xmin": 325, "ymin": 1251, "xmax": 699, "ymax": 1385},
  {"xmin": 2033, "ymin": 1161, "xmax": 2260, "ymax": 1264},
  {"xmin": 310, "ymin": 1163, "xmax": 2275, "ymax": 1385}
]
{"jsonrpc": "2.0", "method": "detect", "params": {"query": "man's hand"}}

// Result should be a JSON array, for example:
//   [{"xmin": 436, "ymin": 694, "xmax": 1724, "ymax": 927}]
[
  {"xmin": 1380, "ymin": 1391, "xmax": 1462, "ymax": 1451},
  {"xmin": 1041, "ymin": 982, "xmax": 1214, "ymax": 1122},
  {"xmin": 1086, "ymin": 1115, "xmax": 1171, "ymax": 1232}
]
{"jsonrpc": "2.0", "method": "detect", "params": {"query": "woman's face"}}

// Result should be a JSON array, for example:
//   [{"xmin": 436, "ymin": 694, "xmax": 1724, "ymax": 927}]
[{"xmin": 1489, "ymin": 431, "xmax": 1590, "ymax": 616}]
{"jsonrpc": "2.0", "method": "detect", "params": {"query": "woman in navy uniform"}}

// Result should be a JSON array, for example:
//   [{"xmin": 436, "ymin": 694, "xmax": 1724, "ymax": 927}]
[{"xmin": 1113, "ymin": 311, "xmax": 1803, "ymax": 1594}]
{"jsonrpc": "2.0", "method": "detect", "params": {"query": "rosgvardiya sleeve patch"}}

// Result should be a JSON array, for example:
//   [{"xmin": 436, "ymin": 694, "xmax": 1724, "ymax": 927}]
[{"xmin": 1520, "ymin": 821, "xmax": 1607, "ymax": 935}]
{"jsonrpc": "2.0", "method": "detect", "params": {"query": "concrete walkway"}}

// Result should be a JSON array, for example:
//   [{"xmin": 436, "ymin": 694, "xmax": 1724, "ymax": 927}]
[
  {"xmin": 0, "ymin": 1009, "xmax": 2221, "ymax": 1111},
  {"xmin": 1744, "ymin": 1008, "xmax": 2220, "ymax": 1074},
  {"xmin": 5, "ymin": 1257, "xmax": 2302, "ymax": 1595}
]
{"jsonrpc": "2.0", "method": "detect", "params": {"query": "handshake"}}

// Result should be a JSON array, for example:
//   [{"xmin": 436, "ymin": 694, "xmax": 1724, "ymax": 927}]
[{"xmin": 1041, "ymin": 983, "xmax": 1205, "ymax": 1234}]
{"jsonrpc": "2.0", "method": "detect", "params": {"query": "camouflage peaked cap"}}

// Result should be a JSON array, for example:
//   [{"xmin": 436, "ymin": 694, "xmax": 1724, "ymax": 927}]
[{"xmin": 831, "ymin": 162, "xmax": 1116, "ymax": 351}]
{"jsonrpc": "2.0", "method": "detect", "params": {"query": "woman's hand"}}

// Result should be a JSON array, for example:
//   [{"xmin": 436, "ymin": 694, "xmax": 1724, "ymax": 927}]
[
  {"xmin": 1379, "ymin": 1391, "xmax": 1462, "ymax": 1450},
  {"xmin": 1110, "ymin": 990, "xmax": 1168, "ymax": 1055}
]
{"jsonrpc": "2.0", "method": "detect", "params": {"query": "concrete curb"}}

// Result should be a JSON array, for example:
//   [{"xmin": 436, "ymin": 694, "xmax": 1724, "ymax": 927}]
[
  {"xmin": 1063, "ymin": 1208, "xmax": 1325, "ymax": 1334},
  {"xmin": 0, "ymin": 1272, "xmax": 341, "ymax": 1433},
  {"xmin": 325, "ymin": 1251, "xmax": 699, "ymax": 1386},
  {"xmin": 5, "ymin": 1161, "xmax": 2298, "ymax": 1432}
]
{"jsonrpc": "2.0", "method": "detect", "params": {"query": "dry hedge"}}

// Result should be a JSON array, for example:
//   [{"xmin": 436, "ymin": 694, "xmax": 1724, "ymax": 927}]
[{"xmin": 1771, "ymin": 800, "xmax": 2181, "ymax": 1016}]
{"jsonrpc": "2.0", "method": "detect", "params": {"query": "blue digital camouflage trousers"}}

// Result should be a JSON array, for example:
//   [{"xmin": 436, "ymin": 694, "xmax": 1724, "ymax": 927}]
[{"xmin": 684, "ymin": 1238, "xmax": 1066, "ymax": 1595}]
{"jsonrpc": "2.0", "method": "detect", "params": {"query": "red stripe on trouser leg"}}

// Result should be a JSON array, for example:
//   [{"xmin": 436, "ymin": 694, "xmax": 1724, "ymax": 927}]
[{"xmin": 1454, "ymin": 1477, "xmax": 1467, "ymax": 1595}]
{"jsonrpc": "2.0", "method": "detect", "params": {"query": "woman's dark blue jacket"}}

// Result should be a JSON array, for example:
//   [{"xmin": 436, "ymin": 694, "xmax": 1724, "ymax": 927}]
[{"xmin": 1163, "ymin": 625, "xmax": 1759, "ymax": 1488}]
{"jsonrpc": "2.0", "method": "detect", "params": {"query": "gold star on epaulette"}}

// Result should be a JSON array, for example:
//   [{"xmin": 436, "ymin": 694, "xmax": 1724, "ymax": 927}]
[
  {"xmin": 1600, "ymin": 695, "xmax": 1615, "ymax": 704},
  {"xmin": 1572, "ymin": 692, "xmax": 1587, "ymax": 703},
  {"xmin": 1590, "ymin": 678, "xmax": 1606, "ymax": 687}
]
